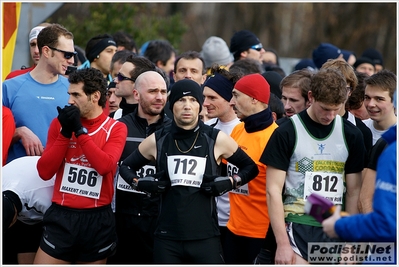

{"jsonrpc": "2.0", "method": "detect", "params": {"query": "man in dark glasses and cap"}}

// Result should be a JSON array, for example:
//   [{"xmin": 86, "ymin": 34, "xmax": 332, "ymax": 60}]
[{"xmin": 229, "ymin": 30, "xmax": 265, "ymax": 64}]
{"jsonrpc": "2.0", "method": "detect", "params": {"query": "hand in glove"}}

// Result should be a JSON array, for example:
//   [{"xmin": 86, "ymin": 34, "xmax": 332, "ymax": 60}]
[
  {"xmin": 57, "ymin": 105, "xmax": 79, "ymax": 138},
  {"xmin": 134, "ymin": 171, "xmax": 170, "ymax": 194},
  {"xmin": 66, "ymin": 105, "xmax": 82, "ymax": 133},
  {"xmin": 200, "ymin": 174, "xmax": 233, "ymax": 196}
]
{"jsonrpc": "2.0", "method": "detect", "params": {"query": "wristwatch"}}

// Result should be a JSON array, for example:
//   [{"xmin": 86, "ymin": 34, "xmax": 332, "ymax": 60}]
[
  {"xmin": 232, "ymin": 174, "xmax": 242, "ymax": 189},
  {"xmin": 75, "ymin": 127, "xmax": 88, "ymax": 138}
]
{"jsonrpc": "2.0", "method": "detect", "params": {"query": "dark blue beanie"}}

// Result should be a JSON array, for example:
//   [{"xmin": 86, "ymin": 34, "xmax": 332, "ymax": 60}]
[
  {"xmin": 312, "ymin": 43, "xmax": 342, "ymax": 69},
  {"xmin": 203, "ymin": 72, "xmax": 234, "ymax": 102}
]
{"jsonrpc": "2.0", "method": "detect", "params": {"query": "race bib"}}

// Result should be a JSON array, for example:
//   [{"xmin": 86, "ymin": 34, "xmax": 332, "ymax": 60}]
[
  {"xmin": 60, "ymin": 163, "xmax": 103, "ymax": 199},
  {"xmin": 116, "ymin": 165, "xmax": 156, "ymax": 194},
  {"xmin": 167, "ymin": 155, "xmax": 206, "ymax": 188},
  {"xmin": 303, "ymin": 171, "xmax": 344, "ymax": 204},
  {"xmin": 227, "ymin": 162, "xmax": 249, "ymax": 196}
]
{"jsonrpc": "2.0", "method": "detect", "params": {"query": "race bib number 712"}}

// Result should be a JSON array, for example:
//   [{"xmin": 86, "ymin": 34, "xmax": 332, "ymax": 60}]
[{"xmin": 167, "ymin": 155, "xmax": 206, "ymax": 188}]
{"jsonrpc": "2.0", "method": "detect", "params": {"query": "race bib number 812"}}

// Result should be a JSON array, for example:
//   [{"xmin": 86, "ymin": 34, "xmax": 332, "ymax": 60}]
[{"xmin": 303, "ymin": 171, "xmax": 344, "ymax": 204}]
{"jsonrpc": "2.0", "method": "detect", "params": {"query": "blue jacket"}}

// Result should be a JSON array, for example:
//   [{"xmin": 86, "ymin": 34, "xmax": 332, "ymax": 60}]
[{"xmin": 335, "ymin": 125, "xmax": 397, "ymax": 242}]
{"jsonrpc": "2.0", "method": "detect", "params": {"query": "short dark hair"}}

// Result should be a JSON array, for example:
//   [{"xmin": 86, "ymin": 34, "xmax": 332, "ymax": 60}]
[
  {"xmin": 125, "ymin": 55, "xmax": 156, "ymax": 81},
  {"xmin": 280, "ymin": 69, "xmax": 313, "ymax": 103},
  {"xmin": 365, "ymin": 69, "xmax": 396, "ymax": 102},
  {"xmin": 144, "ymin": 40, "xmax": 175, "ymax": 66},
  {"xmin": 263, "ymin": 63, "xmax": 286, "ymax": 78},
  {"xmin": 229, "ymin": 58, "xmax": 263, "ymax": 78},
  {"xmin": 37, "ymin": 23, "xmax": 74, "ymax": 55},
  {"xmin": 269, "ymin": 93, "xmax": 285, "ymax": 120},
  {"xmin": 346, "ymin": 71, "xmax": 368, "ymax": 110},
  {"xmin": 110, "ymin": 50, "xmax": 136, "ymax": 72},
  {"xmin": 264, "ymin": 48, "xmax": 280, "ymax": 65},
  {"xmin": 112, "ymin": 31, "xmax": 137, "ymax": 52},
  {"xmin": 68, "ymin": 68, "xmax": 107, "ymax": 108},
  {"xmin": 174, "ymin": 50, "xmax": 206, "ymax": 75}
]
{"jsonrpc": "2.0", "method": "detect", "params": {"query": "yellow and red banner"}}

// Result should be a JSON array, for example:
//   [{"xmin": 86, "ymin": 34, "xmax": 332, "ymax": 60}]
[{"xmin": 2, "ymin": 2, "xmax": 21, "ymax": 81}]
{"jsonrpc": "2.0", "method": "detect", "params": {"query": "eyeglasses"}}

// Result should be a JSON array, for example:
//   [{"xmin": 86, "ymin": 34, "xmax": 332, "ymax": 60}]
[
  {"xmin": 117, "ymin": 72, "xmax": 135, "ymax": 82},
  {"xmin": 250, "ymin": 43, "xmax": 263, "ymax": 52},
  {"xmin": 47, "ymin": 46, "xmax": 77, "ymax": 59}
]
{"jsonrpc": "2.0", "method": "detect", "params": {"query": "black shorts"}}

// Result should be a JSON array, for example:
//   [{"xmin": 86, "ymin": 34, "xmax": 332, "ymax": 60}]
[
  {"xmin": 153, "ymin": 236, "xmax": 224, "ymax": 264},
  {"xmin": 286, "ymin": 222, "xmax": 336, "ymax": 262},
  {"xmin": 108, "ymin": 213, "xmax": 157, "ymax": 264},
  {"xmin": 39, "ymin": 203, "xmax": 117, "ymax": 262}
]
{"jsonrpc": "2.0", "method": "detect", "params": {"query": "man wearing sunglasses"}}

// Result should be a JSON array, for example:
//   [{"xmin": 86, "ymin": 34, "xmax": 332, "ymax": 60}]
[
  {"xmin": 229, "ymin": 30, "xmax": 265, "ymax": 65},
  {"xmin": 2, "ymin": 23, "xmax": 74, "ymax": 264},
  {"xmin": 111, "ymin": 55, "xmax": 157, "ymax": 119},
  {"xmin": 2, "ymin": 23, "xmax": 74, "ymax": 164}
]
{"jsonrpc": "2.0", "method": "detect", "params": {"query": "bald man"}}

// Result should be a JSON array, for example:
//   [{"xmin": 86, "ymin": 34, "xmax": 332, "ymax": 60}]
[{"xmin": 111, "ymin": 71, "xmax": 172, "ymax": 264}]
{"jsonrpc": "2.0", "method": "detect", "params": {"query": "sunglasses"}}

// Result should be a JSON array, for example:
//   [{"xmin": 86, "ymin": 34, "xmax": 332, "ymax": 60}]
[
  {"xmin": 250, "ymin": 43, "xmax": 263, "ymax": 52},
  {"xmin": 117, "ymin": 72, "xmax": 135, "ymax": 82},
  {"xmin": 47, "ymin": 46, "xmax": 77, "ymax": 59}
]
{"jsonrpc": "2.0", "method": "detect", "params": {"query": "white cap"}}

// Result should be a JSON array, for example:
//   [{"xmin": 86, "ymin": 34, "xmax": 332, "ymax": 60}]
[{"xmin": 29, "ymin": 26, "xmax": 45, "ymax": 43}]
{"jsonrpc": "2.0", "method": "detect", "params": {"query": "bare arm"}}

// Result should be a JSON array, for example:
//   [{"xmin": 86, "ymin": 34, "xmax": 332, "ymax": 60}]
[
  {"xmin": 138, "ymin": 133, "xmax": 157, "ymax": 161},
  {"xmin": 12, "ymin": 126, "xmax": 44, "ymax": 156},
  {"xmin": 345, "ymin": 172, "xmax": 362, "ymax": 214},
  {"xmin": 214, "ymin": 130, "xmax": 239, "ymax": 163},
  {"xmin": 266, "ymin": 166, "xmax": 296, "ymax": 264},
  {"xmin": 358, "ymin": 168, "xmax": 375, "ymax": 213}
]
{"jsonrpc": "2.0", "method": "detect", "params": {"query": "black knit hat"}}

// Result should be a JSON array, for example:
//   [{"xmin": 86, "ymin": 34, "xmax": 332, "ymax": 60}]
[
  {"xmin": 354, "ymin": 57, "xmax": 375, "ymax": 69},
  {"xmin": 361, "ymin": 48, "xmax": 384, "ymax": 66},
  {"xmin": 230, "ymin": 30, "xmax": 261, "ymax": 57},
  {"xmin": 261, "ymin": 71, "xmax": 283, "ymax": 99},
  {"xmin": 169, "ymin": 79, "xmax": 204, "ymax": 112}
]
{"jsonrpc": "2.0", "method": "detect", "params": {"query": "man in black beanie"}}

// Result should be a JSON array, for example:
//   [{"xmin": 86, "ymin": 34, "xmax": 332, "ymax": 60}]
[
  {"xmin": 361, "ymin": 48, "xmax": 384, "ymax": 73},
  {"xmin": 229, "ymin": 30, "xmax": 265, "ymax": 64},
  {"xmin": 119, "ymin": 79, "xmax": 259, "ymax": 263},
  {"xmin": 354, "ymin": 56, "xmax": 376, "ymax": 77}
]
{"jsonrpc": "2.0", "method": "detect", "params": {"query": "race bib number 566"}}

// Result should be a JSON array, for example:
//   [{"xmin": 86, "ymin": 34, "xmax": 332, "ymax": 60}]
[{"xmin": 60, "ymin": 163, "xmax": 103, "ymax": 199}]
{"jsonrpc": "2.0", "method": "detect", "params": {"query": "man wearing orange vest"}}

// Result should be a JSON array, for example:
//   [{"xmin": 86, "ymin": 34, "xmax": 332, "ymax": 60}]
[{"xmin": 224, "ymin": 73, "xmax": 278, "ymax": 263}]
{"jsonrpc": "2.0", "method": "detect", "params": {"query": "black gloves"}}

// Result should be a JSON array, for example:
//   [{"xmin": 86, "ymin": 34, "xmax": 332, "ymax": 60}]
[
  {"xmin": 57, "ymin": 105, "xmax": 82, "ymax": 138},
  {"xmin": 57, "ymin": 105, "xmax": 76, "ymax": 138},
  {"xmin": 68, "ymin": 106, "xmax": 82, "ymax": 133},
  {"xmin": 133, "ymin": 171, "xmax": 170, "ymax": 195},
  {"xmin": 201, "ymin": 174, "xmax": 233, "ymax": 196}
]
